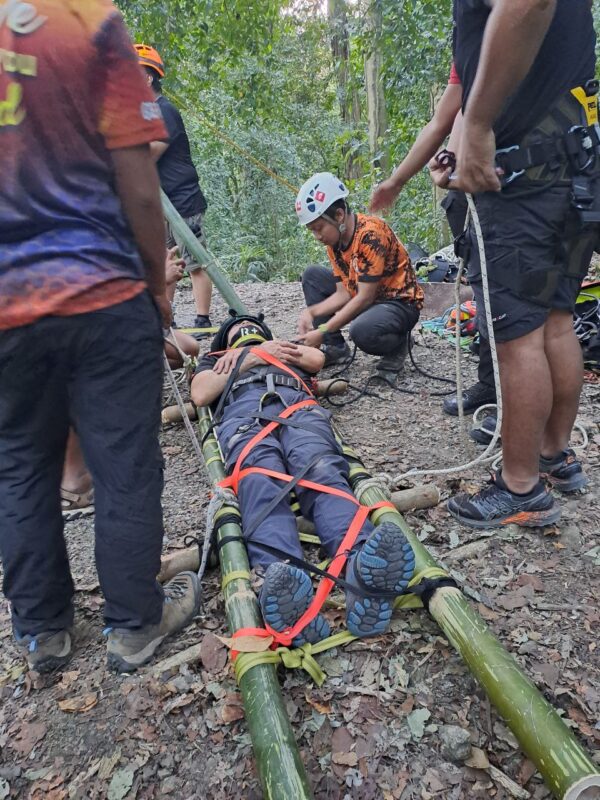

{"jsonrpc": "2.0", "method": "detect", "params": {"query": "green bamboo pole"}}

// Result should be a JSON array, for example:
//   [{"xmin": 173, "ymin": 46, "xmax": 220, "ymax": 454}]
[
  {"xmin": 161, "ymin": 192, "xmax": 249, "ymax": 316},
  {"xmin": 344, "ymin": 449, "xmax": 600, "ymax": 800},
  {"xmin": 197, "ymin": 407, "xmax": 313, "ymax": 800}
]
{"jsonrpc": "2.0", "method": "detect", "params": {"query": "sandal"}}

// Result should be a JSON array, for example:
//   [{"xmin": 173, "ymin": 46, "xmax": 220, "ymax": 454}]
[{"xmin": 61, "ymin": 487, "xmax": 95, "ymax": 521}]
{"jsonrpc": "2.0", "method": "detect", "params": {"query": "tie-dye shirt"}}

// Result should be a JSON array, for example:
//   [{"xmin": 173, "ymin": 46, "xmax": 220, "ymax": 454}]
[
  {"xmin": 0, "ymin": 0, "xmax": 167, "ymax": 330},
  {"xmin": 327, "ymin": 214, "xmax": 424, "ymax": 308}
]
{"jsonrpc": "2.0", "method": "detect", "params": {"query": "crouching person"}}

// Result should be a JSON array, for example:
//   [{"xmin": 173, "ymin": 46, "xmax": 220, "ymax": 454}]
[
  {"xmin": 190, "ymin": 313, "xmax": 416, "ymax": 644},
  {"xmin": 297, "ymin": 173, "xmax": 424, "ymax": 382}
]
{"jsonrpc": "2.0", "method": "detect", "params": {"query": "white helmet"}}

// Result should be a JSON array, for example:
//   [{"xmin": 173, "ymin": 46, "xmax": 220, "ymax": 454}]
[{"xmin": 295, "ymin": 172, "xmax": 349, "ymax": 226}]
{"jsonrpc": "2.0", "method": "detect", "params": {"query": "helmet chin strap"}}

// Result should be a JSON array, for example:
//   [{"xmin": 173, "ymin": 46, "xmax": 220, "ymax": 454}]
[{"xmin": 322, "ymin": 211, "xmax": 349, "ymax": 247}]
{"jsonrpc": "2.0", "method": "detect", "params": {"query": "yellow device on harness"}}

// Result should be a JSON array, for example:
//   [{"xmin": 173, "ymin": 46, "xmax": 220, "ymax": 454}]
[{"xmin": 571, "ymin": 83, "xmax": 599, "ymax": 127}]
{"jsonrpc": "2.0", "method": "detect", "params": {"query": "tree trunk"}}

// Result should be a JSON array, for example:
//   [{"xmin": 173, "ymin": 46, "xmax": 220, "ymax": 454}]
[
  {"xmin": 364, "ymin": 0, "xmax": 388, "ymax": 173},
  {"xmin": 327, "ymin": 0, "xmax": 361, "ymax": 179}
]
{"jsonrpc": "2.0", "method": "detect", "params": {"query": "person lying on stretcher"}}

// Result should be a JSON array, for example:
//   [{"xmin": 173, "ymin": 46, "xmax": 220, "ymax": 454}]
[{"xmin": 190, "ymin": 312, "xmax": 416, "ymax": 644}]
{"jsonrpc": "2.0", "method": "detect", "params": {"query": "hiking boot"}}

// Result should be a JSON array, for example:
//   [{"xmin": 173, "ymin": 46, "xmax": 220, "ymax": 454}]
[
  {"xmin": 15, "ymin": 629, "xmax": 72, "ymax": 673},
  {"xmin": 192, "ymin": 315, "xmax": 213, "ymax": 340},
  {"xmin": 345, "ymin": 522, "xmax": 415, "ymax": 638},
  {"xmin": 106, "ymin": 572, "xmax": 201, "ymax": 673},
  {"xmin": 443, "ymin": 382, "xmax": 496, "ymax": 416},
  {"xmin": 540, "ymin": 448, "xmax": 588, "ymax": 493},
  {"xmin": 259, "ymin": 562, "xmax": 330, "ymax": 646},
  {"xmin": 323, "ymin": 341, "xmax": 351, "ymax": 368},
  {"xmin": 447, "ymin": 472, "xmax": 560, "ymax": 530},
  {"xmin": 470, "ymin": 414, "xmax": 498, "ymax": 446}
]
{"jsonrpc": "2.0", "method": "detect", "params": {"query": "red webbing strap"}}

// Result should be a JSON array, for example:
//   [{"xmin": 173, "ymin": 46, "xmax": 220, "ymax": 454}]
[
  {"xmin": 224, "ymin": 465, "xmax": 366, "ymax": 500},
  {"xmin": 219, "ymin": 398, "xmax": 318, "ymax": 494}
]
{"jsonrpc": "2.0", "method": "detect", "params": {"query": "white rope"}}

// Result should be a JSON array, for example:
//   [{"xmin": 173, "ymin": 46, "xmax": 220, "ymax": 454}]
[
  {"xmin": 394, "ymin": 193, "xmax": 503, "ymax": 483},
  {"xmin": 453, "ymin": 237, "xmax": 468, "ymax": 443},
  {"xmin": 162, "ymin": 352, "xmax": 225, "ymax": 582},
  {"xmin": 164, "ymin": 326, "xmax": 192, "ymax": 367},
  {"xmin": 162, "ymin": 352, "xmax": 206, "ymax": 468}
]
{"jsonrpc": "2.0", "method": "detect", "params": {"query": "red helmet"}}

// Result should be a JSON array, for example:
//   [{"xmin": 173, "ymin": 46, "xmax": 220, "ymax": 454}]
[{"xmin": 134, "ymin": 44, "xmax": 165, "ymax": 79}]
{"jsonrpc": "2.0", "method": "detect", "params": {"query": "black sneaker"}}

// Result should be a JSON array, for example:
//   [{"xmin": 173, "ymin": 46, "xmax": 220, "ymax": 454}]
[
  {"xmin": 470, "ymin": 414, "xmax": 498, "ymax": 445},
  {"xmin": 323, "ymin": 341, "xmax": 351, "ymax": 368},
  {"xmin": 443, "ymin": 382, "xmax": 496, "ymax": 416},
  {"xmin": 376, "ymin": 336, "xmax": 409, "ymax": 374},
  {"xmin": 539, "ymin": 448, "xmax": 588, "ymax": 493},
  {"xmin": 259, "ymin": 563, "xmax": 330, "ymax": 646},
  {"xmin": 191, "ymin": 315, "xmax": 213, "ymax": 340},
  {"xmin": 447, "ymin": 472, "xmax": 560, "ymax": 529}
]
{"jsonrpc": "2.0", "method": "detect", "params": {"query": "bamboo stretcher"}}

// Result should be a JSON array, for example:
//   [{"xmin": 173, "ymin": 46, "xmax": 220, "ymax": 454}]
[{"xmin": 163, "ymin": 194, "xmax": 600, "ymax": 800}]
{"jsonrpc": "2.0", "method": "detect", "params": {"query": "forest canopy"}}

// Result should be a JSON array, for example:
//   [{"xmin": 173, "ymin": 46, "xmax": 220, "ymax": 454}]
[{"xmin": 118, "ymin": 0, "xmax": 600, "ymax": 282}]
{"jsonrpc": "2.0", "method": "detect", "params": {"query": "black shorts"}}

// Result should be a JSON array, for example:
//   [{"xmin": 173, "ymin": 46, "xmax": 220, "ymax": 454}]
[{"xmin": 464, "ymin": 185, "xmax": 599, "ymax": 343}]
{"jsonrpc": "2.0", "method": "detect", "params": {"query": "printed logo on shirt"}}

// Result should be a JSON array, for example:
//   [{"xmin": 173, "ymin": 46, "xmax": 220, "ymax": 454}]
[
  {"xmin": 0, "ymin": 0, "xmax": 47, "ymax": 35},
  {"xmin": 0, "ymin": 1, "xmax": 46, "ymax": 129},
  {"xmin": 140, "ymin": 101, "xmax": 162, "ymax": 121}
]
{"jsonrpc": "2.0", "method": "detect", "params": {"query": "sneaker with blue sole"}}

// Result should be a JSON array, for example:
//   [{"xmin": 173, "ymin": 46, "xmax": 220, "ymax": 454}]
[
  {"xmin": 259, "ymin": 562, "xmax": 331, "ymax": 646},
  {"xmin": 344, "ymin": 522, "xmax": 416, "ymax": 638}
]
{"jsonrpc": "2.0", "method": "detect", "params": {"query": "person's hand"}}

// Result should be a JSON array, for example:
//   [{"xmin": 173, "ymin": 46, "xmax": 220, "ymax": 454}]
[
  {"xmin": 298, "ymin": 308, "xmax": 315, "ymax": 336},
  {"xmin": 213, "ymin": 348, "xmax": 245, "ymax": 375},
  {"xmin": 256, "ymin": 339, "xmax": 302, "ymax": 365},
  {"xmin": 453, "ymin": 121, "xmax": 502, "ymax": 193},
  {"xmin": 369, "ymin": 177, "xmax": 403, "ymax": 212},
  {"xmin": 298, "ymin": 329, "xmax": 323, "ymax": 349},
  {"xmin": 165, "ymin": 246, "xmax": 185, "ymax": 286},
  {"xmin": 428, "ymin": 155, "xmax": 454, "ymax": 189},
  {"xmin": 153, "ymin": 292, "xmax": 173, "ymax": 328}
]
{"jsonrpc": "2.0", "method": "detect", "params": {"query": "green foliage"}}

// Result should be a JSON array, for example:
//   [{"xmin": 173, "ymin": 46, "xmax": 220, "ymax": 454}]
[{"xmin": 117, "ymin": 1, "xmax": 600, "ymax": 283}]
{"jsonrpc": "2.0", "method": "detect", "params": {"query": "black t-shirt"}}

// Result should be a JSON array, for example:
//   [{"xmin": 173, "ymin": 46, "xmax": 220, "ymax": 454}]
[
  {"xmin": 453, "ymin": 0, "xmax": 596, "ymax": 147},
  {"xmin": 156, "ymin": 96, "xmax": 207, "ymax": 218}
]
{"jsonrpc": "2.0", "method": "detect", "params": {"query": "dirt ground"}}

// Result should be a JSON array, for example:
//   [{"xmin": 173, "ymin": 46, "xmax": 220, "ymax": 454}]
[{"xmin": 1, "ymin": 281, "xmax": 599, "ymax": 800}]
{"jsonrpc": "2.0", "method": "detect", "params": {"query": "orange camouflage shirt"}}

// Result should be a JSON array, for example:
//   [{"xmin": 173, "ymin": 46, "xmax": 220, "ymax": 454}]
[{"xmin": 327, "ymin": 214, "xmax": 424, "ymax": 309}]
